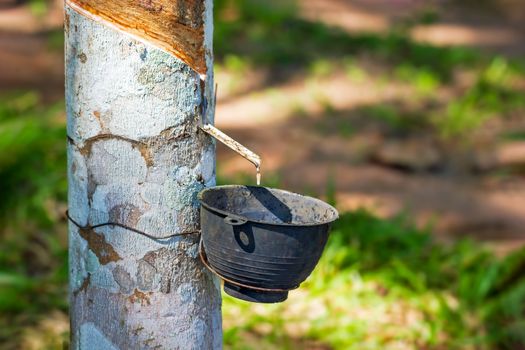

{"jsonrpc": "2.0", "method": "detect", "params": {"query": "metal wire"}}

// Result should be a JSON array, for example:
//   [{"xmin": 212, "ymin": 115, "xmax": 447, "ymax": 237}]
[{"xmin": 66, "ymin": 210, "xmax": 200, "ymax": 241}]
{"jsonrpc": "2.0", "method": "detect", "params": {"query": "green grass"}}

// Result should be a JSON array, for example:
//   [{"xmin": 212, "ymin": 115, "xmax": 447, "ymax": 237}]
[
  {"xmin": 435, "ymin": 57, "xmax": 525, "ymax": 138},
  {"xmin": 394, "ymin": 64, "xmax": 441, "ymax": 96},
  {"xmin": 28, "ymin": 0, "xmax": 50, "ymax": 17}
]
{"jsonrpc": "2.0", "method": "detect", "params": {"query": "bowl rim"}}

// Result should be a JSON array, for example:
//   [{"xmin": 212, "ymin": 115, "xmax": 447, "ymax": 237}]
[{"xmin": 198, "ymin": 185, "xmax": 339, "ymax": 227}]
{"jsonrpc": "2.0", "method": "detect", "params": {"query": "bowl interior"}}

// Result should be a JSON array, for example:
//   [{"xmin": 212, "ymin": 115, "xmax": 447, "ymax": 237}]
[{"xmin": 199, "ymin": 186, "xmax": 338, "ymax": 226}]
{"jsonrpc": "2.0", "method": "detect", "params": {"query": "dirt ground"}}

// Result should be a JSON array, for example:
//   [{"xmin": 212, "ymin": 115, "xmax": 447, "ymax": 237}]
[{"xmin": 1, "ymin": 0, "xmax": 524, "ymax": 254}]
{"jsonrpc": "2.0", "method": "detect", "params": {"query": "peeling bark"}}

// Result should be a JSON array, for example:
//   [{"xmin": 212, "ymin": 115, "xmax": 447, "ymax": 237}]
[
  {"xmin": 78, "ymin": 227, "xmax": 122, "ymax": 265},
  {"xmin": 66, "ymin": 1, "xmax": 222, "ymax": 348}
]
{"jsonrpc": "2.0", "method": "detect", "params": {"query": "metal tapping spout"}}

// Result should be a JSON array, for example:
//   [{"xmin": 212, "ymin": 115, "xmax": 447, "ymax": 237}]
[
  {"xmin": 199, "ymin": 83, "xmax": 262, "ymax": 185},
  {"xmin": 200, "ymin": 124, "xmax": 262, "ymax": 185}
]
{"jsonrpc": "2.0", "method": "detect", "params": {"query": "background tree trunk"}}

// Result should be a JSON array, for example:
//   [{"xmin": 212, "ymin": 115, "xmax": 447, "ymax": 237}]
[{"xmin": 65, "ymin": 0, "xmax": 222, "ymax": 348}]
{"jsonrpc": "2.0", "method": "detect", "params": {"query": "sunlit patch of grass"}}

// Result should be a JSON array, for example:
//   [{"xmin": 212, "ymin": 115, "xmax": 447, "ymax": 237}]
[
  {"xmin": 216, "ymin": 54, "xmax": 254, "ymax": 95},
  {"xmin": 289, "ymin": 102, "xmax": 309, "ymax": 119},
  {"xmin": 223, "ymin": 54, "xmax": 252, "ymax": 74},
  {"xmin": 394, "ymin": 64, "xmax": 441, "ymax": 96},
  {"xmin": 19, "ymin": 311, "xmax": 69, "ymax": 350},
  {"xmin": 343, "ymin": 58, "xmax": 367, "ymax": 83},
  {"xmin": 28, "ymin": 0, "xmax": 49, "ymax": 17},
  {"xmin": 317, "ymin": 95, "xmax": 337, "ymax": 117},
  {"xmin": 308, "ymin": 59, "xmax": 335, "ymax": 79},
  {"xmin": 435, "ymin": 58, "xmax": 525, "ymax": 138}
]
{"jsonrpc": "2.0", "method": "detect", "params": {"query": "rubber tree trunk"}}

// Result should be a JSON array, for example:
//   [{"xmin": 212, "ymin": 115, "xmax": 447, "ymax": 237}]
[{"xmin": 65, "ymin": 1, "xmax": 222, "ymax": 348}]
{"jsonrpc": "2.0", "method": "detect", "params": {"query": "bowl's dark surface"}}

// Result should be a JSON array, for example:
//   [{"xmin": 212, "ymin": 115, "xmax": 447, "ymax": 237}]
[{"xmin": 199, "ymin": 185, "xmax": 338, "ymax": 303}]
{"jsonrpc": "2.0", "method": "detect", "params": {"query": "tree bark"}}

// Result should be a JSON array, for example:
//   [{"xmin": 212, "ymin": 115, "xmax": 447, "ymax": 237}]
[{"xmin": 65, "ymin": 1, "xmax": 222, "ymax": 348}]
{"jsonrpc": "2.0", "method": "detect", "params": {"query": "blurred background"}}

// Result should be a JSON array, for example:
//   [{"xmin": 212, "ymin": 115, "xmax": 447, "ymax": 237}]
[{"xmin": 1, "ymin": 0, "xmax": 525, "ymax": 348}]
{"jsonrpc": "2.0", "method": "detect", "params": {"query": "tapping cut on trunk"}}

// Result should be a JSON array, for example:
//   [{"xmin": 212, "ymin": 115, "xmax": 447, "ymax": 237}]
[{"xmin": 66, "ymin": 0, "xmax": 208, "ymax": 74}]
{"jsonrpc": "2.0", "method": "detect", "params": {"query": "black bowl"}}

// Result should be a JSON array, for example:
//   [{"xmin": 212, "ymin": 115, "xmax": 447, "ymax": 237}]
[{"xmin": 198, "ymin": 185, "xmax": 338, "ymax": 303}]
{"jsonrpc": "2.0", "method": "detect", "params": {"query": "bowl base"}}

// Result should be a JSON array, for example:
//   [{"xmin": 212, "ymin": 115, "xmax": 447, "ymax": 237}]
[{"xmin": 224, "ymin": 282, "xmax": 288, "ymax": 303}]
